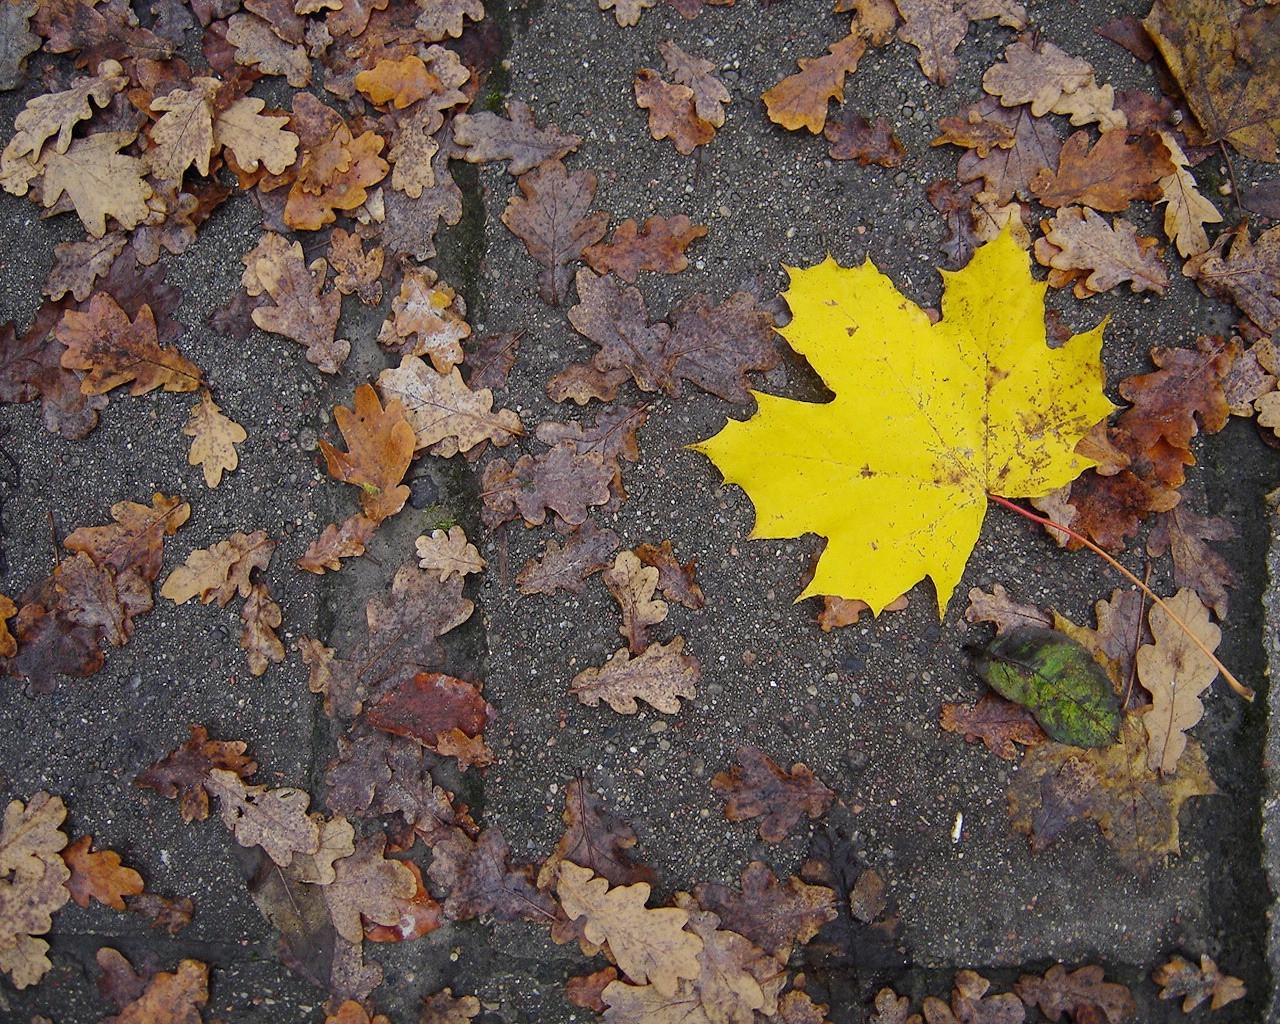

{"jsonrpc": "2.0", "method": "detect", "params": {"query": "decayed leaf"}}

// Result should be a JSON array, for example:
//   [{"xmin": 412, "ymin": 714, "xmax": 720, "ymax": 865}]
[
  {"xmin": 818, "ymin": 593, "xmax": 908, "ymax": 629},
  {"xmin": 693, "ymin": 860, "xmax": 837, "ymax": 960},
  {"xmin": 517, "ymin": 522, "xmax": 621, "ymax": 596},
  {"xmin": 1144, "ymin": 0, "xmax": 1280, "ymax": 162},
  {"xmin": 501, "ymin": 158, "xmax": 608, "ymax": 304},
  {"xmin": 44, "ymin": 233, "xmax": 128, "ymax": 302},
  {"xmin": 555, "ymin": 861, "xmax": 703, "ymax": 994},
  {"xmin": 242, "ymin": 232, "xmax": 348, "ymax": 374},
  {"xmin": 240, "ymin": 582, "xmax": 285, "ymax": 676},
  {"xmin": 541, "ymin": 779, "xmax": 656, "ymax": 889},
  {"xmin": 1008, "ymin": 716, "xmax": 1217, "ymax": 873},
  {"xmin": 1156, "ymin": 131, "xmax": 1222, "ymax": 258},
  {"xmin": 298, "ymin": 515, "xmax": 378, "ymax": 574},
  {"xmin": 712, "ymin": 747, "xmax": 835, "ymax": 843},
  {"xmin": 97, "ymin": 951, "xmax": 209, "ymax": 1023},
  {"xmin": 956, "ymin": 98, "xmax": 1062, "ymax": 204},
  {"xmin": 1034, "ymin": 206, "xmax": 1167, "ymax": 298},
  {"xmin": 482, "ymin": 442, "xmax": 613, "ymax": 529},
  {"xmin": 0, "ymin": 60, "xmax": 126, "ymax": 178},
  {"xmin": 1136, "ymin": 589, "xmax": 1220, "ymax": 774},
  {"xmin": 1184, "ymin": 221, "xmax": 1280, "ymax": 335},
  {"xmin": 895, "ymin": 0, "xmax": 1025, "ymax": 87},
  {"xmin": 134, "ymin": 725, "xmax": 258, "ymax": 823},
  {"xmin": 635, "ymin": 540, "xmax": 704, "ymax": 610},
  {"xmin": 825, "ymin": 112, "xmax": 905, "ymax": 166},
  {"xmin": 56, "ymin": 293, "xmax": 203, "ymax": 395},
  {"xmin": 584, "ymin": 215, "xmax": 707, "ymax": 282},
  {"xmin": 635, "ymin": 69, "xmax": 716, "ymax": 155},
  {"xmin": 213, "ymin": 96, "xmax": 299, "ymax": 175},
  {"xmin": 204, "ymin": 767, "xmax": 320, "ymax": 866},
  {"xmin": 376, "ymin": 266, "xmax": 470, "ymax": 372},
  {"xmin": 660, "ymin": 40, "xmax": 729, "ymax": 127},
  {"xmin": 161, "ymin": 530, "xmax": 276, "ymax": 607},
  {"xmin": 320, "ymin": 384, "xmax": 415, "ymax": 523},
  {"xmin": 692, "ymin": 231, "xmax": 1113, "ymax": 613},
  {"xmin": 604, "ymin": 551, "xmax": 669, "ymax": 654},
  {"xmin": 147, "ymin": 78, "xmax": 219, "ymax": 181},
  {"xmin": 0, "ymin": 0, "xmax": 38, "ymax": 90},
  {"xmin": 1153, "ymin": 953, "xmax": 1246, "ymax": 1012},
  {"xmin": 982, "ymin": 38, "xmax": 1093, "ymax": 117},
  {"xmin": 570, "ymin": 637, "xmax": 700, "ymax": 714},
  {"xmin": 365, "ymin": 671, "xmax": 491, "ymax": 754},
  {"xmin": 327, "ymin": 228, "xmax": 384, "ymax": 305},
  {"xmin": 40, "ymin": 130, "xmax": 154, "ymax": 237},
  {"xmin": 1147, "ymin": 506, "xmax": 1237, "ymax": 619},
  {"xmin": 416, "ymin": 527, "xmax": 485, "ymax": 581},
  {"xmin": 453, "ymin": 101, "xmax": 581, "ymax": 175},
  {"xmin": 419, "ymin": 988, "xmax": 481, "ymax": 1024},
  {"xmin": 1015, "ymin": 964, "xmax": 1135, "ymax": 1024},
  {"xmin": 378, "ymin": 354, "xmax": 522, "ymax": 456},
  {"xmin": 763, "ymin": 32, "xmax": 865, "ymax": 133},
  {"xmin": 1031, "ymin": 129, "xmax": 1174, "ymax": 212},
  {"xmin": 0, "ymin": 792, "xmax": 71, "ymax": 988},
  {"xmin": 61, "ymin": 836, "xmax": 144, "ymax": 910},
  {"xmin": 323, "ymin": 835, "xmax": 417, "ymax": 943},
  {"xmin": 599, "ymin": 0, "xmax": 657, "ymax": 27},
  {"xmin": 427, "ymin": 826, "xmax": 555, "ymax": 922},
  {"xmin": 921, "ymin": 970, "xmax": 1024, "ymax": 1024},
  {"xmin": 933, "ymin": 108, "xmax": 1017, "ymax": 158},
  {"xmin": 940, "ymin": 693, "xmax": 1047, "ymax": 760},
  {"xmin": 183, "ymin": 390, "xmax": 246, "ymax": 487},
  {"xmin": 356, "ymin": 55, "xmax": 443, "ymax": 109},
  {"xmin": 226, "ymin": 11, "xmax": 310, "ymax": 86}
]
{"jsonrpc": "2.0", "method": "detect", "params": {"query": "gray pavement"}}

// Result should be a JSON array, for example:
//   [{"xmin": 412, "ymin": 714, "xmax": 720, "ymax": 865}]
[{"xmin": 0, "ymin": 0, "xmax": 1276, "ymax": 1021}]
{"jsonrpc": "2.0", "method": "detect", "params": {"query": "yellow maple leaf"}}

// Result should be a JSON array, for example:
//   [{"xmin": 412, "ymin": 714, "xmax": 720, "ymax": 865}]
[{"xmin": 692, "ymin": 231, "xmax": 1115, "ymax": 615}]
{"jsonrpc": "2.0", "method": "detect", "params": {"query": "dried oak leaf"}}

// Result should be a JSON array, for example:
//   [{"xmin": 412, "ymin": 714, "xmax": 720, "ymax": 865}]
[
  {"xmin": 416, "ymin": 526, "xmax": 485, "ymax": 581},
  {"xmin": 0, "ymin": 60, "xmax": 126, "ymax": 178},
  {"xmin": 365, "ymin": 671, "xmax": 492, "ymax": 753},
  {"xmin": 428, "ymin": 826, "xmax": 555, "ymax": 922},
  {"xmin": 1035, "ymin": 206, "xmax": 1167, "ymax": 298},
  {"xmin": 161, "ymin": 530, "xmax": 275, "ymax": 607},
  {"xmin": 895, "ymin": 0, "xmax": 1025, "ymax": 87},
  {"xmin": 463, "ymin": 330, "xmax": 522, "ymax": 391},
  {"xmin": 0, "ymin": 595, "xmax": 15, "ymax": 659},
  {"xmin": 205, "ymin": 768, "xmax": 321, "ymax": 866},
  {"xmin": 1156, "ymin": 130, "xmax": 1222, "ymax": 258},
  {"xmin": 933, "ymin": 108, "xmax": 1017, "ymax": 158},
  {"xmin": 416, "ymin": 0, "xmax": 484, "ymax": 40},
  {"xmin": 297, "ymin": 514, "xmax": 378, "ymax": 574},
  {"xmin": 1144, "ymin": 0, "xmax": 1280, "ymax": 162},
  {"xmin": 921, "ymin": 970, "xmax": 1024, "ymax": 1024},
  {"xmin": 763, "ymin": 32, "xmax": 865, "ymax": 133},
  {"xmin": 665, "ymin": 289, "xmax": 782, "ymax": 402},
  {"xmin": 925, "ymin": 179, "xmax": 980, "ymax": 269},
  {"xmin": 660, "ymin": 40, "xmax": 729, "ymax": 127},
  {"xmin": 1136, "ymin": 588, "xmax": 1220, "ymax": 775},
  {"xmin": 286, "ymin": 126, "xmax": 388, "ymax": 230},
  {"xmin": 355, "ymin": 54, "xmax": 447, "ymax": 109},
  {"xmin": 1008, "ymin": 716, "xmax": 1216, "ymax": 874},
  {"xmin": 570, "ymin": 637, "xmax": 699, "ymax": 714},
  {"xmin": 44, "ymin": 232, "xmax": 129, "ymax": 303},
  {"xmin": 226, "ymin": 12, "xmax": 310, "ymax": 86},
  {"xmin": 453, "ymin": 100, "xmax": 581, "ymax": 175},
  {"xmin": 326, "ymin": 1001, "xmax": 392, "ymax": 1024},
  {"xmin": 826, "ymin": 112, "xmax": 905, "ymax": 166},
  {"xmin": 327, "ymin": 228, "xmax": 383, "ymax": 305},
  {"xmin": 35, "ymin": 0, "xmax": 173, "ymax": 65},
  {"xmin": 376, "ymin": 266, "xmax": 470, "ymax": 371},
  {"xmin": 635, "ymin": 540, "xmax": 704, "ymax": 610},
  {"xmin": 183, "ymin": 390, "xmax": 246, "ymax": 488},
  {"xmin": 97, "ymin": 952, "xmax": 208, "ymax": 1024},
  {"xmin": 517, "ymin": 521, "xmax": 621, "ymax": 596},
  {"xmin": 600, "ymin": 0, "xmax": 657, "ymax": 27},
  {"xmin": 1030, "ymin": 129, "xmax": 1174, "ymax": 212},
  {"xmin": 818, "ymin": 593, "xmax": 908, "ymax": 629},
  {"xmin": 0, "ymin": 792, "xmax": 70, "ymax": 989},
  {"xmin": 126, "ymin": 893, "xmax": 194, "ymax": 935},
  {"xmin": 64, "ymin": 491, "xmax": 190, "ymax": 584},
  {"xmin": 712, "ymin": 747, "xmax": 835, "ymax": 843},
  {"xmin": 213, "ymin": 95, "xmax": 298, "ymax": 175},
  {"xmin": 55, "ymin": 292, "xmax": 200, "ymax": 397},
  {"xmin": 1147, "ymin": 505, "xmax": 1237, "ymax": 619},
  {"xmin": 324, "ymin": 834, "xmax": 417, "ymax": 943},
  {"xmin": 584, "ymin": 215, "xmax": 707, "ymax": 282},
  {"xmin": 1184, "ymin": 221, "xmax": 1280, "ymax": 334},
  {"xmin": 1153, "ymin": 953, "xmax": 1246, "ymax": 1012},
  {"xmin": 940, "ymin": 693, "xmax": 1047, "ymax": 760},
  {"xmin": 1015, "ymin": 964, "xmax": 1135, "ymax": 1024},
  {"xmin": 956, "ymin": 98, "xmax": 1062, "ymax": 204},
  {"xmin": 501, "ymin": 157, "xmax": 608, "ymax": 304},
  {"xmin": 693, "ymin": 860, "xmax": 837, "ymax": 960},
  {"xmin": 539, "ymin": 778, "xmax": 656, "ymax": 889},
  {"xmin": 419, "ymin": 988, "xmax": 481, "ymax": 1024},
  {"xmin": 982, "ymin": 38, "xmax": 1094, "ymax": 117},
  {"xmin": 134, "ymin": 725, "xmax": 258, "ymax": 823},
  {"xmin": 62, "ymin": 835, "xmax": 144, "ymax": 910},
  {"xmin": 378, "ymin": 353, "xmax": 522, "ymax": 456},
  {"xmin": 567, "ymin": 967, "xmax": 620, "ymax": 1013},
  {"xmin": 242, "ymin": 231, "xmax": 348, "ymax": 374},
  {"xmin": 320, "ymin": 383, "xmax": 414, "ymax": 523},
  {"xmin": 635, "ymin": 68, "xmax": 715, "ymax": 154},
  {"xmin": 555, "ymin": 861, "xmax": 703, "ymax": 994},
  {"xmin": 482, "ymin": 442, "xmax": 613, "ymax": 529},
  {"xmin": 604, "ymin": 550, "xmax": 669, "ymax": 654},
  {"xmin": 240, "ymin": 581, "xmax": 285, "ymax": 676},
  {"xmin": 146, "ymin": 78, "xmax": 219, "ymax": 181}
]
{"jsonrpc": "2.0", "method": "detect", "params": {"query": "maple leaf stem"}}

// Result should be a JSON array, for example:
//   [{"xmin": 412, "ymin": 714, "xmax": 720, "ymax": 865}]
[{"xmin": 986, "ymin": 492, "xmax": 1254, "ymax": 701}]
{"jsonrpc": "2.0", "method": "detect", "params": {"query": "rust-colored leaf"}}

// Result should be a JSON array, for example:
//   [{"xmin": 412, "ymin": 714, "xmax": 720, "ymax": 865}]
[
  {"xmin": 161, "ymin": 530, "xmax": 276, "ymax": 607},
  {"xmin": 635, "ymin": 69, "xmax": 715, "ymax": 154},
  {"xmin": 240, "ymin": 582, "xmax": 285, "ymax": 676},
  {"xmin": 711, "ymin": 746, "xmax": 835, "ymax": 843},
  {"xmin": 297, "ymin": 515, "xmax": 378, "ymax": 574},
  {"xmin": 1031, "ymin": 129, "xmax": 1174, "ymax": 212},
  {"xmin": 584, "ymin": 215, "xmax": 707, "ymax": 282},
  {"xmin": 940, "ymin": 693, "xmax": 1047, "ymax": 760},
  {"xmin": 763, "ymin": 32, "xmax": 865, "ymax": 133},
  {"xmin": 61, "ymin": 836, "xmax": 144, "ymax": 910},
  {"xmin": 320, "ymin": 384, "xmax": 415, "ymax": 524},
  {"xmin": 825, "ymin": 112, "xmax": 904, "ymax": 166},
  {"xmin": 135, "ymin": 725, "xmax": 258, "ymax": 823}
]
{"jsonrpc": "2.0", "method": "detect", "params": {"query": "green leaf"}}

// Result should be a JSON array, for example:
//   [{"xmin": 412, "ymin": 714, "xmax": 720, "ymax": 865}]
[{"xmin": 972, "ymin": 626, "xmax": 1120, "ymax": 747}]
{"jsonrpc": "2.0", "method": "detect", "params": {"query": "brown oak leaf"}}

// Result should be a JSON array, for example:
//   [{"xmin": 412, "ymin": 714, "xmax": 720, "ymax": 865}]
[
  {"xmin": 516, "ymin": 522, "xmax": 621, "ymax": 596},
  {"xmin": 539, "ymin": 778, "xmax": 656, "ymax": 889},
  {"xmin": 97, "ymin": 952, "xmax": 208, "ymax": 1024},
  {"xmin": 161, "ymin": 530, "xmax": 276, "ymax": 607},
  {"xmin": 61, "ymin": 836, "xmax": 144, "ymax": 910},
  {"xmin": 146, "ymin": 78, "xmax": 219, "ymax": 181},
  {"xmin": 982, "ymin": 38, "xmax": 1094, "ymax": 117},
  {"xmin": 635, "ymin": 69, "xmax": 715, "ymax": 154},
  {"xmin": 453, "ymin": 100, "xmax": 581, "ymax": 175},
  {"xmin": 416, "ymin": 526, "xmax": 485, "ymax": 581},
  {"xmin": 921, "ymin": 970, "xmax": 1025, "ymax": 1024},
  {"xmin": 933, "ymin": 108, "xmax": 1017, "ymax": 158},
  {"xmin": 1152, "ymin": 953, "xmax": 1246, "ymax": 1012},
  {"xmin": 599, "ymin": 0, "xmax": 657, "ymax": 27},
  {"xmin": 818, "ymin": 593, "xmax": 908, "ymax": 629},
  {"xmin": 635, "ymin": 540, "xmax": 704, "ymax": 610},
  {"xmin": 584, "ymin": 215, "xmax": 707, "ymax": 282},
  {"xmin": 204, "ymin": 768, "xmax": 320, "ymax": 866},
  {"xmin": 825, "ymin": 112, "xmax": 905, "ymax": 166},
  {"xmin": 297, "ymin": 515, "xmax": 377, "ymax": 574},
  {"xmin": 570, "ymin": 637, "xmax": 700, "ymax": 715},
  {"xmin": 501, "ymin": 157, "xmax": 608, "ymax": 304},
  {"xmin": 378, "ymin": 354, "xmax": 523, "ymax": 457},
  {"xmin": 240, "ymin": 582, "xmax": 285, "ymax": 676},
  {"xmin": 134, "ymin": 725, "xmax": 258, "ymax": 823},
  {"xmin": 183, "ymin": 390, "xmax": 246, "ymax": 488},
  {"xmin": 763, "ymin": 32, "xmax": 865, "ymax": 133},
  {"xmin": 1015, "ymin": 964, "xmax": 1135, "ymax": 1024},
  {"xmin": 226, "ymin": 12, "xmax": 310, "ymax": 86},
  {"xmin": 323, "ymin": 835, "xmax": 417, "ymax": 943},
  {"xmin": 1030, "ymin": 128, "xmax": 1174, "ymax": 212},
  {"xmin": 462, "ymin": 330, "xmax": 523, "ymax": 391},
  {"xmin": 1035, "ymin": 206, "xmax": 1167, "ymax": 298},
  {"xmin": 659, "ymin": 40, "xmax": 729, "ymax": 127},
  {"xmin": 711, "ymin": 747, "xmax": 835, "ymax": 843},
  {"xmin": 693, "ymin": 860, "xmax": 837, "ymax": 960},
  {"xmin": 481, "ymin": 442, "xmax": 613, "ymax": 529},
  {"xmin": 213, "ymin": 96, "xmax": 299, "ymax": 176},
  {"xmin": 365, "ymin": 671, "xmax": 492, "ymax": 752},
  {"xmin": 956, "ymin": 98, "xmax": 1062, "ymax": 203},
  {"xmin": 43, "ymin": 233, "xmax": 129, "ymax": 303},
  {"xmin": 603, "ymin": 550, "xmax": 669, "ymax": 654},
  {"xmin": 376, "ymin": 266, "xmax": 470, "ymax": 372},
  {"xmin": 1183, "ymin": 220, "xmax": 1280, "ymax": 334},
  {"xmin": 940, "ymin": 693, "xmax": 1047, "ymax": 760},
  {"xmin": 419, "ymin": 988, "xmax": 481, "ymax": 1024},
  {"xmin": 320, "ymin": 384, "xmax": 415, "ymax": 524},
  {"xmin": 428, "ymin": 826, "xmax": 555, "ymax": 922},
  {"xmin": 327, "ymin": 228, "xmax": 384, "ymax": 305},
  {"xmin": 1147, "ymin": 505, "xmax": 1237, "ymax": 619}
]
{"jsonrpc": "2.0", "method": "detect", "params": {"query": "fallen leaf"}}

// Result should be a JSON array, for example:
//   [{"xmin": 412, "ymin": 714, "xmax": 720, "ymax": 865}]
[
  {"xmin": 763, "ymin": 32, "xmax": 865, "ymax": 133},
  {"xmin": 691, "ymin": 231, "xmax": 1113, "ymax": 613},
  {"xmin": 660, "ymin": 40, "xmax": 729, "ymax": 127},
  {"xmin": 940, "ymin": 693, "xmax": 1047, "ymax": 760},
  {"xmin": 921, "ymin": 970, "xmax": 1024, "ymax": 1024},
  {"xmin": 1184, "ymin": 221, "xmax": 1280, "ymax": 334},
  {"xmin": 693, "ymin": 860, "xmax": 837, "ymax": 960},
  {"xmin": 1136, "ymin": 589, "xmax": 1220, "ymax": 774},
  {"xmin": 428, "ymin": 826, "xmax": 556, "ymax": 922},
  {"xmin": 453, "ymin": 100, "xmax": 581, "ymax": 174},
  {"xmin": 356, "ymin": 55, "xmax": 441, "ymax": 109},
  {"xmin": 43, "ymin": 233, "xmax": 128, "ymax": 303},
  {"xmin": 634, "ymin": 68, "xmax": 715, "ymax": 154},
  {"xmin": 240, "ymin": 581, "xmax": 285, "ymax": 676},
  {"xmin": 481, "ymin": 442, "xmax": 613, "ymax": 528},
  {"xmin": 956, "ymin": 98, "xmax": 1062, "ymax": 203},
  {"xmin": 376, "ymin": 266, "xmax": 470, "ymax": 371},
  {"xmin": 98, "ymin": 952, "xmax": 208, "ymax": 1024},
  {"xmin": 204, "ymin": 767, "xmax": 320, "ymax": 866},
  {"xmin": 297, "ymin": 515, "xmax": 377, "ymax": 574},
  {"xmin": 818, "ymin": 593, "xmax": 908, "ymax": 629},
  {"xmin": 516, "ymin": 521, "xmax": 621, "ymax": 596},
  {"xmin": 183, "ymin": 390, "xmax": 246, "ymax": 487},
  {"xmin": 584, "ymin": 215, "xmax": 707, "ymax": 281},
  {"xmin": 604, "ymin": 550, "xmax": 669, "ymax": 654},
  {"xmin": 500, "ymin": 158, "xmax": 608, "ymax": 304},
  {"xmin": 134, "ymin": 725, "xmax": 258, "ymax": 822},
  {"xmin": 982, "ymin": 38, "xmax": 1094, "ymax": 117},
  {"xmin": 0, "ymin": 595, "xmax": 15, "ymax": 659},
  {"xmin": 555, "ymin": 861, "xmax": 703, "ymax": 995},
  {"xmin": 1147, "ymin": 506, "xmax": 1237, "ymax": 619},
  {"xmin": 320, "ymin": 383, "xmax": 415, "ymax": 524},
  {"xmin": 213, "ymin": 95, "xmax": 299, "ymax": 175},
  {"xmin": 570, "ymin": 637, "xmax": 700, "ymax": 714},
  {"xmin": 242, "ymin": 231, "xmax": 349, "ymax": 373},
  {"xmin": 635, "ymin": 540, "xmax": 704, "ymax": 610},
  {"xmin": 161, "ymin": 530, "xmax": 275, "ymax": 607},
  {"xmin": 126, "ymin": 893, "xmax": 194, "ymax": 935},
  {"xmin": 599, "ymin": 0, "xmax": 657, "ymax": 27},
  {"xmin": 146, "ymin": 78, "xmax": 219, "ymax": 181},
  {"xmin": 326, "ymin": 1001, "xmax": 392, "ymax": 1024},
  {"xmin": 871, "ymin": 989, "xmax": 921, "ymax": 1024},
  {"xmin": 1015, "ymin": 964, "xmax": 1135, "ymax": 1024},
  {"xmin": 56, "ymin": 293, "xmax": 203, "ymax": 395},
  {"xmin": 825, "ymin": 112, "xmax": 905, "ymax": 166},
  {"xmin": 0, "ymin": 792, "xmax": 71, "ymax": 988},
  {"xmin": 711, "ymin": 746, "xmax": 835, "ymax": 843},
  {"xmin": 61, "ymin": 836, "xmax": 144, "ymax": 910},
  {"xmin": 933, "ymin": 108, "xmax": 1017, "ymax": 158},
  {"xmin": 1035, "ymin": 206, "xmax": 1167, "ymax": 298},
  {"xmin": 226, "ymin": 11, "xmax": 310, "ymax": 86},
  {"xmin": 419, "ymin": 988, "xmax": 482, "ymax": 1024},
  {"xmin": 323, "ymin": 835, "xmax": 417, "ymax": 943},
  {"xmin": 416, "ymin": 526, "xmax": 485, "ymax": 581},
  {"xmin": 540, "ymin": 778, "xmax": 656, "ymax": 889},
  {"xmin": 365, "ymin": 671, "xmax": 492, "ymax": 752},
  {"xmin": 895, "ymin": 0, "xmax": 1024, "ymax": 86},
  {"xmin": 925, "ymin": 179, "xmax": 980, "ymax": 268},
  {"xmin": 535, "ymin": 402, "xmax": 648, "ymax": 497},
  {"xmin": 463, "ymin": 330, "xmax": 522, "ymax": 391},
  {"xmin": 1008, "ymin": 716, "xmax": 1217, "ymax": 873},
  {"xmin": 0, "ymin": 60, "xmax": 126, "ymax": 177},
  {"xmin": 1156, "ymin": 131, "xmax": 1222, "ymax": 257},
  {"xmin": 378, "ymin": 354, "xmax": 522, "ymax": 457},
  {"xmin": 1144, "ymin": 0, "xmax": 1280, "ymax": 162},
  {"xmin": 567, "ymin": 967, "xmax": 620, "ymax": 1013},
  {"xmin": 1031, "ymin": 129, "xmax": 1174, "ymax": 212},
  {"xmin": 1153, "ymin": 953, "xmax": 1246, "ymax": 1012},
  {"xmin": 327, "ymin": 228, "xmax": 384, "ymax": 305}
]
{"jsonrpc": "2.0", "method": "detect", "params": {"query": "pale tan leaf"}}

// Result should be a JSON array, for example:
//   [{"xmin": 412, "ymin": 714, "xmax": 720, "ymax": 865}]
[
  {"xmin": 377, "ymin": 354, "xmax": 522, "ymax": 457},
  {"xmin": 1156, "ymin": 130, "xmax": 1222, "ymax": 258},
  {"xmin": 603, "ymin": 550, "xmax": 668, "ymax": 653},
  {"xmin": 184, "ymin": 391, "xmax": 247, "ymax": 488},
  {"xmin": 240, "ymin": 582, "xmax": 285, "ymax": 676},
  {"xmin": 42, "ymin": 131, "xmax": 153, "ymax": 237},
  {"xmin": 324, "ymin": 835, "xmax": 417, "ymax": 942},
  {"xmin": 416, "ymin": 526, "xmax": 485, "ymax": 581},
  {"xmin": 570, "ymin": 637, "xmax": 699, "ymax": 715},
  {"xmin": 214, "ymin": 96, "xmax": 299, "ymax": 175},
  {"xmin": 147, "ymin": 78, "xmax": 219, "ymax": 181},
  {"xmin": 162, "ymin": 531, "xmax": 276, "ymax": 607},
  {"xmin": 599, "ymin": 0, "xmax": 657, "ymax": 26},
  {"xmin": 205, "ymin": 768, "xmax": 320, "ymax": 866}
]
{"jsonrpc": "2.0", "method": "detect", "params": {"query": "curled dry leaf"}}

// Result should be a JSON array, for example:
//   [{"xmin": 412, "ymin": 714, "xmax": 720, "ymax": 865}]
[
  {"xmin": 183, "ymin": 390, "xmax": 247, "ymax": 488},
  {"xmin": 319, "ymin": 384, "xmax": 415, "ymax": 524},
  {"xmin": 711, "ymin": 746, "xmax": 835, "ymax": 843},
  {"xmin": 416, "ymin": 526, "xmax": 485, "ymax": 581},
  {"xmin": 570, "ymin": 637, "xmax": 700, "ymax": 714},
  {"xmin": 635, "ymin": 540, "xmax": 704, "ymax": 610}
]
